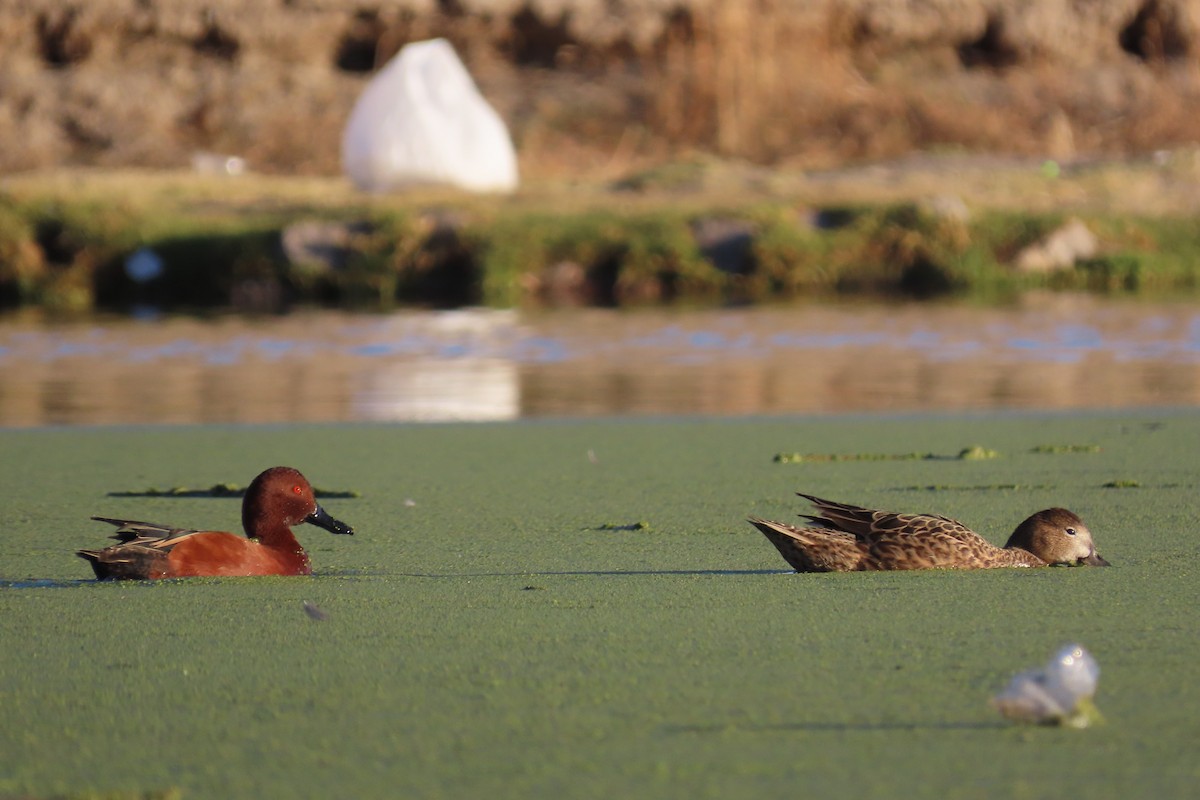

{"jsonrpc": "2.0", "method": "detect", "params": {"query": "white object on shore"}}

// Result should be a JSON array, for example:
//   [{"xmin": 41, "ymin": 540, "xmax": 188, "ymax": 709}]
[
  {"xmin": 1012, "ymin": 218, "xmax": 1098, "ymax": 272},
  {"xmin": 991, "ymin": 643, "xmax": 1102, "ymax": 728},
  {"xmin": 342, "ymin": 38, "xmax": 518, "ymax": 194},
  {"xmin": 191, "ymin": 151, "xmax": 247, "ymax": 176}
]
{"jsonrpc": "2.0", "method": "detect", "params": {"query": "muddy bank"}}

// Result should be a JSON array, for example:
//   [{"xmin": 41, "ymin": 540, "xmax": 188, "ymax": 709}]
[{"xmin": 5, "ymin": 0, "xmax": 1200, "ymax": 176}]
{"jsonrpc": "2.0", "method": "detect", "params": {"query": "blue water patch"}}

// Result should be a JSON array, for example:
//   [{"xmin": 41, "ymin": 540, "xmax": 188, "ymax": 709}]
[
  {"xmin": 768, "ymin": 332, "xmax": 887, "ymax": 349},
  {"xmin": 1055, "ymin": 324, "xmax": 1103, "ymax": 349},
  {"xmin": 52, "ymin": 341, "xmax": 104, "ymax": 358},
  {"xmin": 0, "ymin": 578, "xmax": 95, "ymax": 590},
  {"xmin": 1042, "ymin": 351, "xmax": 1084, "ymax": 364},
  {"xmin": 905, "ymin": 330, "xmax": 941, "ymax": 348},
  {"xmin": 513, "ymin": 336, "xmax": 570, "ymax": 363},
  {"xmin": 127, "ymin": 343, "xmax": 180, "ymax": 363},
  {"xmin": 256, "ymin": 338, "xmax": 297, "ymax": 358},
  {"xmin": 1185, "ymin": 316, "xmax": 1200, "ymax": 350},
  {"xmin": 1115, "ymin": 341, "xmax": 1175, "ymax": 360},
  {"xmin": 160, "ymin": 339, "xmax": 202, "ymax": 357},
  {"xmin": 353, "ymin": 343, "xmax": 398, "ymax": 357},
  {"xmin": 926, "ymin": 341, "xmax": 983, "ymax": 361},
  {"xmin": 666, "ymin": 353, "xmax": 718, "ymax": 365},
  {"xmin": 630, "ymin": 326, "xmax": 685, "ymax": 348},
  {"xmin": 688, "ymin": 331, "xmax": 727, "ymax": 349},
  {"xmin": 1138, "ymin": 314, "xmax": 1171, "ymax": 335},
  {"xmin": 205, "ymin": 345, "xmax": 244, "ymax": 365}
]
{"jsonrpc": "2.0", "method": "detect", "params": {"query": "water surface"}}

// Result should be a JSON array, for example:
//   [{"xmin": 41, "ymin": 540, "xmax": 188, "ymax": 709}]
[
  {"xmin": 2, "ymin": 295, "xmax": 1199, "ymax": 426},
  {"xmin": 0, "ymin": 415, "xmax": 1194, "ymax": 798}
]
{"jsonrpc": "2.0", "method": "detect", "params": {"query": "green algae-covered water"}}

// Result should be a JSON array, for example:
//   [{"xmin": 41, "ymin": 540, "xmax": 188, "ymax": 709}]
[{"xmin": 1, "ymin": 414, "xmax": 1196, "ymax": 798}]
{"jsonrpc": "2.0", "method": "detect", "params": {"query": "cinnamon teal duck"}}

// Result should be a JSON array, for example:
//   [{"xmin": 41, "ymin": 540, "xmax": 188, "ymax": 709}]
[
  {"xmin": 78, "ymin": 466, "xmax": 354, "ymax": 580},
  {"xmin": 749, "ymin": 493, "xmax": 1109, "ymax": 572}
]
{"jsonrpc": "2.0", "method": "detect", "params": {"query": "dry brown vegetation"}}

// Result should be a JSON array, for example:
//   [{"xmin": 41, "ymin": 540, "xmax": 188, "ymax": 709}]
[{"xmin": 6, "ymin": 1, "xmax": 1200, "ymax": 178}]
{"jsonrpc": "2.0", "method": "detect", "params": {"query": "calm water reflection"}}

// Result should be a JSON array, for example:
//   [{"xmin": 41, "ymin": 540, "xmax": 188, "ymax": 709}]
[{"xmin": 1, "ymin": 295, "xmax": 1199, "ymax": 427}]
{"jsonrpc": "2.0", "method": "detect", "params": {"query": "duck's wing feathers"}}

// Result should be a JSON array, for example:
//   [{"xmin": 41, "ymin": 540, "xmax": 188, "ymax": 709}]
[
  {"xmin": 797, "ymin": 493, "xmax": 981, "ymax": 544},
  {"xmin": 90, "ymin": 517, "xmax": 204, "ymax": 550}
]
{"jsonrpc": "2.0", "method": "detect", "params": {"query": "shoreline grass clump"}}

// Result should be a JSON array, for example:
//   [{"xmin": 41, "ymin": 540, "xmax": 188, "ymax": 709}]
[
  {"xmin": 476, "ymin": 210, "xmax": 724, "ymax": 307},
  {"xmin": 7, "ymin": 175, "xmax": 1200, "ymax": 313}
]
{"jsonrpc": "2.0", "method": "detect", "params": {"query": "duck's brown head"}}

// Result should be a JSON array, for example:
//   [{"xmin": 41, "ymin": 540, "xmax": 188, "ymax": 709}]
[
  {"xmin": 1005, "ymin": 508, "xmax": 1108, "ymax": 566},
  {"xmin": 243, "ymin": 466, "xmax": 355, "ymax": 540}
]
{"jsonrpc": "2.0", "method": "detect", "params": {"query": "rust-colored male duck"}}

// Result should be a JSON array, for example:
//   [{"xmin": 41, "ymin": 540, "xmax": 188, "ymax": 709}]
[
  {"xmin": 78, "ymin": 466, "xmax": 354, "ymax": 580},
  {"xmin": 749, "ymin": 493, "xmax": 1110, "ymax": 572}
]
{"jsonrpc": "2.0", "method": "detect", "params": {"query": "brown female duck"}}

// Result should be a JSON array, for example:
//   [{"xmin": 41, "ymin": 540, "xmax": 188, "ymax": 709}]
[{"xmin": 749, "ymin": 493, "xmax": 1109, "ymax": 572}]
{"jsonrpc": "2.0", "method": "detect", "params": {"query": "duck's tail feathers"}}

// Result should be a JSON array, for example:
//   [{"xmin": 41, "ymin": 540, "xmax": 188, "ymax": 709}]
[
  {"xmin": 747, "ymin": 516, "xmax": 862, "ymax": 573},
  {"xmin": 76, "ymin": 546, "xmax": 167, "ymax": 581}
]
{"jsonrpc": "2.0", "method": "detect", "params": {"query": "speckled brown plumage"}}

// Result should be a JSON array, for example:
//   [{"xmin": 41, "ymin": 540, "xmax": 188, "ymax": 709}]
[{"xmin": 749, "ymin": 493, "xmax": 1110, "ymax": 572}]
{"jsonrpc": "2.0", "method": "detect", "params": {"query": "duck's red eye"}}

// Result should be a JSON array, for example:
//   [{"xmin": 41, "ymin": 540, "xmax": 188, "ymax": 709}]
[{"xmin": 293, "ymin": 485, "xmax": 303, "ymax": 495}]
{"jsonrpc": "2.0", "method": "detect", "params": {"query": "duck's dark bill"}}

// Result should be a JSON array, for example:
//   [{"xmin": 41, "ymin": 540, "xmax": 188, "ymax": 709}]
[
  {"xmin": 306, "ymin": 505, "xmax": 355, "ymax": 536},
  {"xmin": 1051, "ymin": 552, "xmax": 1111, "ymax": 567}
]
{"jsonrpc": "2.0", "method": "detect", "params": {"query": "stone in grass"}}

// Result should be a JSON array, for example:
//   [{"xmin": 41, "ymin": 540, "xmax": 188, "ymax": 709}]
[
  {"xmin": 1012, "ymin": 218, "xmax": 1098, "ymax": 273},
  {"xmin": 280, "ymin": 219, "xmax": 373, "ymax": 275},
  {"xmin": 690, "ymin": 217, "xmax": 757, "ymax": 274}
]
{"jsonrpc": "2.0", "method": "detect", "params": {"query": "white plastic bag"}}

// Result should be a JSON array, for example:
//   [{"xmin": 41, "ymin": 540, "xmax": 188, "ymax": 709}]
[
  {"xmin": 992, "ymin": 643, "xmax": 1102, "ymax": 728},
  {"xmin": 341, "ymin": 38, "xmax": 518, "ymax": 193}
]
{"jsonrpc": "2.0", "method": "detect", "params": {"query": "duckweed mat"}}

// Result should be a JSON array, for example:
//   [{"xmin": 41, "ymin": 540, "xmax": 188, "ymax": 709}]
[{"xmin": 0, "ymin": 413, "xmax": 1197, "ymax": 799}]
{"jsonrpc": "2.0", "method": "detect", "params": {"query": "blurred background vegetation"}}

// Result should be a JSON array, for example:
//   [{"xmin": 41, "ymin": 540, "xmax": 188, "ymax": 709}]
[{"xmin": 5, "ymin": 0, "xmax": 1200, "ymax": 312}]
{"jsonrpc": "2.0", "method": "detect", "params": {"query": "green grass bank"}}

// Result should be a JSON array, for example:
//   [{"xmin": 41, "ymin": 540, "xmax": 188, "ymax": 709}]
[
  {"xmin": 0, "ymin": 412, "xmax": 1196, "ymax": 798},
  {"xmin": 5, "ymin": 162, "xmax": 1200, "ymax": 313}
]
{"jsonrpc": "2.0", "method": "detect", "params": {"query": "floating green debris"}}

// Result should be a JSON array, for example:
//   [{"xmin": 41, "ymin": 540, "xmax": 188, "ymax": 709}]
[
  {"xmin": 905, "ymin": 483, "xmax": 1055, "ymax": 492},
  {"xmin": 1102, "ymin": 479, "xmax": 1141, "ymax": 488},
  {"xmin": 774, "ymin": 452, "xmax": 934, "ymax": 464},
  {"xmin": 106, "ymin": 484, "xmax": 242, "ymax": 498},
  {"xmin": 594, "ymin": 521, "xmax": 652, "ymax": 531},
  {"xmin": 302, "ymin": 601, "xmax": 330, "ymax": 621},
  {"xmin": 108, "ymin": 484, "xmax": 360, "ymax": 498},
  {"xmin": 1031, "ymin": 444, "xmax": 1102, "ymax": 454},
  {"xmin": 774, "ymin": 446, "xmax": 997, "ymax": 463}
]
